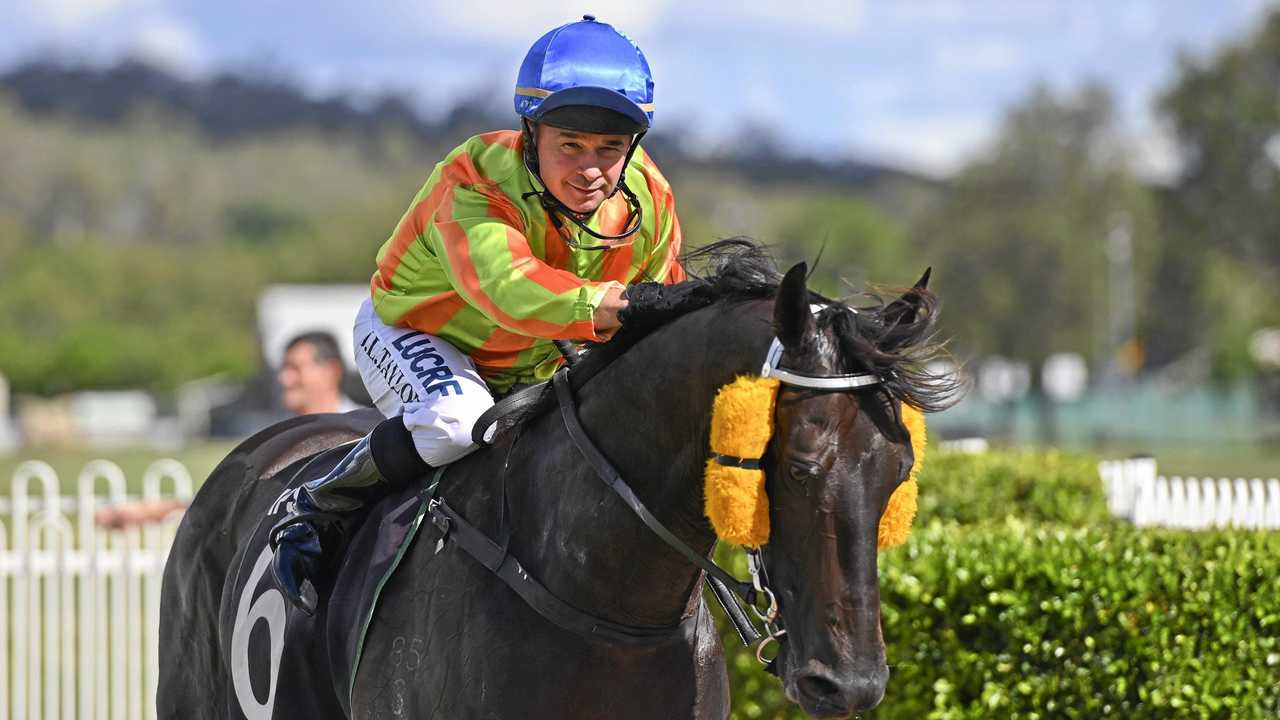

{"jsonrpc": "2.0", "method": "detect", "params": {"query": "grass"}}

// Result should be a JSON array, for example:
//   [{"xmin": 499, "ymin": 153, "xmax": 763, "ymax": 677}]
[{"xmin": 1090, "ymin": 442, "xmax": 1280, "ymax": 480}]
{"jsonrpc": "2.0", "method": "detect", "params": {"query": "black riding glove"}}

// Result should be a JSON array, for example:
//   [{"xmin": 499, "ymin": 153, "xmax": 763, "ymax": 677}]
[{"xmin": 617, "ymin": 280, "xmax": 716, "ymax": 333}]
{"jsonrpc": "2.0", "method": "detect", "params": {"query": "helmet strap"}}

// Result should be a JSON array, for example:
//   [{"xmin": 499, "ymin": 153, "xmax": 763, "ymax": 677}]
[
  {"xmin": 520, "ymin": 117, "xmax": 541, "ymax": 177},
  {"xmin": 519, "ymin": 119, "xmax": 645, "ymax": 249}
]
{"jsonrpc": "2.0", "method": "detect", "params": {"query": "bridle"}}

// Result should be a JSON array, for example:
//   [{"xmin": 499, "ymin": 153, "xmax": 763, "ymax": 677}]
[
  {"xmin": 738, "ymin": 335, "xmax": 885, "ymax": 665},
  {"xmin": 422, "ymin": 329, "xmax": 884, "ymax": 668}
]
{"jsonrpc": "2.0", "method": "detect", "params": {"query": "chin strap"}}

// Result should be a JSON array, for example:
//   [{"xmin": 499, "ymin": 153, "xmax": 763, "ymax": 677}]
[{"xmin": 520, "ymin": 119, "xmax": 645, "ymax": 249}]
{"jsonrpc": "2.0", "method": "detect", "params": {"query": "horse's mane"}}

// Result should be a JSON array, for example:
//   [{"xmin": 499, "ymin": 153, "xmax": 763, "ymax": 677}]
[{"xmin": 501, "ymin": 239, "xmax": 960, "ymax": 437}]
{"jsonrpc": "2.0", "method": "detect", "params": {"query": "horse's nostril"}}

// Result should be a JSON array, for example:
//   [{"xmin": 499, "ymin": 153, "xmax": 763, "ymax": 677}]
[
  {"xmin": 794, "ymin": 667, "xmax": 888, "ymax": 716},
  {"xmin": 796, "ymin": 674, "xmax": 841, "ymax": 703}
]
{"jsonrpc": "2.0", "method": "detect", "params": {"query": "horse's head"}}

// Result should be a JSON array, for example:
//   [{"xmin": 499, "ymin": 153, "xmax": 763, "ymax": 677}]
[{"xmin": 761, "ymin": 262, "xmax": 937, "ymax": 717}]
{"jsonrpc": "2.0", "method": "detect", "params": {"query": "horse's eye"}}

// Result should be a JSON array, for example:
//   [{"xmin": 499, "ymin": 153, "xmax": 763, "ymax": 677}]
[{"xmin": 789, "ymin": 460, "xmax": 821, "ymax": 481}]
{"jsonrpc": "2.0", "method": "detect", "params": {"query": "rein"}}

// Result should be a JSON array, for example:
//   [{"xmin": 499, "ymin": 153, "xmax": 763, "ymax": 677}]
[{"xmin": 425, "ymin": 336, "xmax": 883, "ymax": 663}]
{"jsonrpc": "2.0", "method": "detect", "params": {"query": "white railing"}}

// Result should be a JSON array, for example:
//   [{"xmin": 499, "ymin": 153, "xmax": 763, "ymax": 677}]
[
  {"xmin": 1, "ymin": 459, "xmax": 193, "ymax": 720},
  {"xmin": 1099, "ymin": 457, "xmax": 1280, "ymax": 529}
]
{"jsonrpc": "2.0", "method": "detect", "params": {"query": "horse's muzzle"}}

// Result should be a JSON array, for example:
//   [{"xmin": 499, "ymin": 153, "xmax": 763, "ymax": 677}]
[{"xmin": 787, "ymin": 659, "xmax": 889, "ymax": 718}]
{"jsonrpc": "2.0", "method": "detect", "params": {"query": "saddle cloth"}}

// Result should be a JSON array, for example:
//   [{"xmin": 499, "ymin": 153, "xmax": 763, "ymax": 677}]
[
  {"xmin": 325, "ymin": 473, "xmax": 435, "ymax": 716},
  {"xmin": 223, "ymin": 442, "xmax": 436, "ymax": 718}
]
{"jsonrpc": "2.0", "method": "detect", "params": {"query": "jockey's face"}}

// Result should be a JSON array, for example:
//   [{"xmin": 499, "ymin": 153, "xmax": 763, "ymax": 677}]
[{"xmin": 535, "ymin": 124, "xmax": 631, "ymax": 214}]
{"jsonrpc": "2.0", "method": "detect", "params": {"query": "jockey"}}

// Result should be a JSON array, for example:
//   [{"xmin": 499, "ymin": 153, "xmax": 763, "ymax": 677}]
[{"xmin": 269, "ymin": 15, "xmax": 688, "ymax": 613}]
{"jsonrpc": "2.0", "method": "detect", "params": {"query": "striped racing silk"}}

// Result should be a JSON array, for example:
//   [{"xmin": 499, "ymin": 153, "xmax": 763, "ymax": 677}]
[{"xmin": 371, "ymin": 130, "xmax": 685, "ymax": 393}]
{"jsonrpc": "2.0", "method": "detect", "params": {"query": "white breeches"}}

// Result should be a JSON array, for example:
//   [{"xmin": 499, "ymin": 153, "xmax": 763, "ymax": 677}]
[{"xmin": 352, "ymin": 299, "xmax": 495, "ymax": 466}]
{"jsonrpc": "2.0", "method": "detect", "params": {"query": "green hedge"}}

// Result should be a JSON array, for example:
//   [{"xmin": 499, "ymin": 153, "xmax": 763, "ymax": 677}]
[
  {"xmin": 914, "ymin": 448, "xmax": 1111, "ymax": 526},
  {"xmin": 718, "ymin": 523, "xmax": 1280, "ymax": 719},
  {"xmin": 713, "ymin": 450, "xmax": 1280, "ymax": 719},
  {"xmin": 874, "ymin": 521, "xmax": 1280, "ymax": 719}
]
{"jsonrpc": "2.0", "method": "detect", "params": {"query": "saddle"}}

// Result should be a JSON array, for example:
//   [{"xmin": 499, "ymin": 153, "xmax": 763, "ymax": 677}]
[{"xmin": 471, "ymin": 380, "xmax": 551, "ymax": 446}]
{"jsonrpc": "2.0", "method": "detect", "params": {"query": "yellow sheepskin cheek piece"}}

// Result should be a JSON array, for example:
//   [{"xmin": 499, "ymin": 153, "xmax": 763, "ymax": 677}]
[
  {"xmin": 704, "ymin": 462, "xmax": 770, "ymax": 546},
  {"xmin": 704, "ymin": 376, "xmax": 780, "ymax": 547},
  {"xmin": 878, "ymin": 403, "xmax": 927, "ymax": 549}
]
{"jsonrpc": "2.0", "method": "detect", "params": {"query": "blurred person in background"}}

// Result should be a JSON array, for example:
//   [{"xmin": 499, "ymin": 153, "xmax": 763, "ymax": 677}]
[
  {"xmin": 268, "ymin": 15, "xmax": 702, "ymax": 614},
  {"xmin": 278, "ymin": 330, "xmax": 362, "ymax": 416},
  {"xmin": 96, "ymin": 331, "xmax": 362, "ymax": 529}
]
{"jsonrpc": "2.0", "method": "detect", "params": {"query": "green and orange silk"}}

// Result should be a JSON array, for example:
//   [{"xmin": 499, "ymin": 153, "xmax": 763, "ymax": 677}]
[{"xmin": 370, "ymin": 130, "xmax": 685, "ymax": 393}]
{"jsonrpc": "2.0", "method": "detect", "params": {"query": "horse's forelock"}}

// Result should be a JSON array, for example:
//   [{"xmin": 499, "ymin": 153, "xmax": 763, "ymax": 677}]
[{"xmin": 825, "ymin": 296, "xmax": 963, "ymax": 413}]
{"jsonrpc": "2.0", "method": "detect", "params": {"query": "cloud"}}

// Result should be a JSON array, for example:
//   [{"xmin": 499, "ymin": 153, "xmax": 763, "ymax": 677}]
[
  {"xmin": 1119, "ymin": 0, "xmax": 1159, "ymax": 37},
  {"xmin": 685, "ymin": 0, "xmax": 866, "ymax": 35},
  {"xmin": 16, "ymin": 0, "xmax": 141, "ymax": 32},
  {"xmin": 931, "ymin": 38, "xmax": 1025, "ymax": 75},
  {"xmin": 410, "ymin": 0, "xmax": 865, "ymax": 45},
  {"xmin": 853, "ymin": 113, "xmax": 996, "ymax": 177},
  {"xmin": 882, "ymin": 0, "xmax": 1056, "ymax": 26},
  {"xmin": 412, "ymin": 1, "xmax": 674, "ymax": 41},
  {"xmin": 848, "ymin": 76, "xmax": 914, "ymax": 109},
  {"xmin": 130, "ymin": 16, "xmax": 205, "ymax": 72}
]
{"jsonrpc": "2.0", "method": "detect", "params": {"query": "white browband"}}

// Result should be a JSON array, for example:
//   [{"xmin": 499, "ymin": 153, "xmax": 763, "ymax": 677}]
[{"xmin": 760, "ymin": 336, "xmax": 883, "ymax": 390}]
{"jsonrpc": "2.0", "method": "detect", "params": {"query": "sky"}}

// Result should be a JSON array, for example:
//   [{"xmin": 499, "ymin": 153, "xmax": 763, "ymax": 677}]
[{"xmin": 5, "ymin": 0, "xmax": 1278, "ymax": 177}]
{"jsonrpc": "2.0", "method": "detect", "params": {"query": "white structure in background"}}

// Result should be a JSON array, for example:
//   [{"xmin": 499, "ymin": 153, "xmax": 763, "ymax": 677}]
[
  {"xmin": 175, "ymin": 375, "xmax": 242, "ymax": 441},
  {"xmin": 0, "ymin": 373, "xmax": 16, "ymax": 452},
  {"xmin": 18, "ymin": 391, "xmax": 167, "ymax": 449},
  {"xmin": 258, "ymin": 284, "xmax": 370, "ymax": 369},
  {"xmin": 1, "ymin": 459, "xmax": 193, "ymax": 720},
  {"xmin": 1100, "ymin": 457, "xmax": 1280, "ymax": 530},
  {"xmin": 938, "ymin": 438, "xmax": 990, "ymax": 454},
  {"xmin": 977, "ymin": 355, "xmax": 1031, "ymax": 403},
  {"xmin": 70, "ymin": 391, "xmax": 158, "ymax": 447},
  {"xmin": 1041, "ymin": 353, "xmax": 1088, "ymax": 402},
  {"xmin": 1249, "ymin": 327, "xmax": 1280, "ymax": 369}
]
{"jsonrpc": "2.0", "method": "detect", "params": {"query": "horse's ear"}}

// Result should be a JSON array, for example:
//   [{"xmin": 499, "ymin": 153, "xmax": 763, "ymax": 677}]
[
  {"xmin": 882, "ymin": 268, "xmax": 930, "ymax": 328},
  {"xmin": 879, "ymin": 268, "xmax": 932, "ymax": 351},
  {"xmin": 774, "ymin": 262, "xmax": 815, "ymax": 350}
]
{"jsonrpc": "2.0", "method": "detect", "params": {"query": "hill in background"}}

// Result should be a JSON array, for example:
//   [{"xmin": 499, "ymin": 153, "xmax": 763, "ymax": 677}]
[
  {"xmin": 0, "ymin": 58, "xmax": 937, "ymax": 396},
  {"xmin": 0, "ymin": 58, "xmax": 936, "ymax": 197}
]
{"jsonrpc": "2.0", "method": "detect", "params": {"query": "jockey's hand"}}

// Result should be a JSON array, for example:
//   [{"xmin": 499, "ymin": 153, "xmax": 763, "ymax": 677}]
[
  {"xmin": 617, "ymin": 280, "xmax": 715, "ymax": 333},
  {"xmin": 592, "ymin": 284, "xmax": 628, "ymax": 340}
]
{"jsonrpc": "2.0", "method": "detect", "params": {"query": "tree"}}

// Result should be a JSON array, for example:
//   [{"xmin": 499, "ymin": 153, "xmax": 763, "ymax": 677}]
[
  {"xmin": 1161, "ymin": 10, "xmax": 1280, "ymax": 273},
  {"xmin": 915, "ymin": 84, "xmax": 1158, "ymax": 379},
  {"xmin": 1158, "ymin": 9, "xmax": 1280, "ymax": 379}
]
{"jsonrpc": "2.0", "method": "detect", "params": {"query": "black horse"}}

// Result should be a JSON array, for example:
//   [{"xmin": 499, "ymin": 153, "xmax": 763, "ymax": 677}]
[{"xmin": 158, "ymin": 241, "xmax": 955, "ymax": 719}]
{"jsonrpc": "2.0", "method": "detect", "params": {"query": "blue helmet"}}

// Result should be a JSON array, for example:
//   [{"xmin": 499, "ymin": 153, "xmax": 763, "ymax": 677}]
[{"xmin": 515, "ymin": 15, "xmax": 654, "ymax": 133}]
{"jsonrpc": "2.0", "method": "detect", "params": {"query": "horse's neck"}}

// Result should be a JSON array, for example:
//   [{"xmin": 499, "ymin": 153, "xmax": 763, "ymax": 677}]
[{"xmin": 520, "ymin": 301, "xmax": 774, "ymax": 627}]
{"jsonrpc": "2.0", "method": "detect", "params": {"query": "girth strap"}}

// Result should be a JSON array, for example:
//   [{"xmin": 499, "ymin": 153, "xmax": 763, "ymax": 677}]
[
  {"xmin": 552, "ymin": 370, "xmax": 757, "ymax": 602},
  {"xmin": 427, "ymin": 498, "xmax": 691, "ymax": 645}
]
